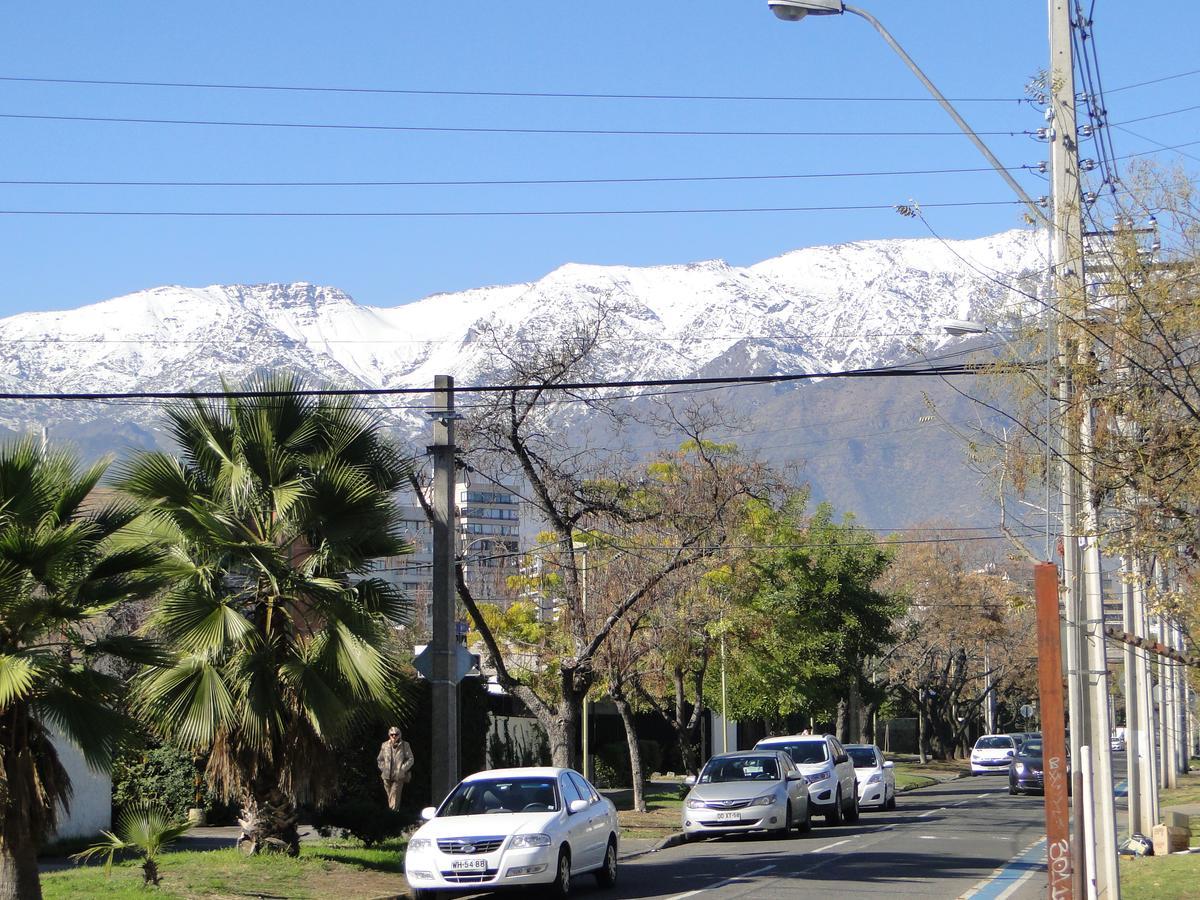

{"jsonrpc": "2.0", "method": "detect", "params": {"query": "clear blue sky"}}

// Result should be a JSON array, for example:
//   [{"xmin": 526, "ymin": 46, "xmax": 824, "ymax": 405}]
[{"xmin": 2, "ymin": 1, "xmax": 1197, "ymax": 317}]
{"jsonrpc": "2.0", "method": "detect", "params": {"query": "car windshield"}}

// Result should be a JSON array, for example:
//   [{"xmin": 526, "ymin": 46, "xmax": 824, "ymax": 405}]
[
  {"xmin": 764, "ymin": 742, "xmax": 828, "ymax": 765},
  {"xmin": 699, "ymin": 756, "xmax": 781, "ymax": 783},
  {"xmin": 847, "ymin": 748, "xmax": 879, "ymax": 769},
  {"xmin": 439, "ymin": 777, "xmax": 560, "ymax": 816},
  {"xmin": 1022, "ymin": 741, "xmax": 1044, "ymax": 756},
  {"xmin": 976, "ymin": 736, "xmax": 1014, "ymax": 750}
]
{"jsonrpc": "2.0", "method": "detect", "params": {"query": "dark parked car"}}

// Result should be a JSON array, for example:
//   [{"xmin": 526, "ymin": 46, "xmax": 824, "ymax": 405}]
[{"xmin": 1008, "ymin": 738, "xmax": 1069, "ymax": 795}]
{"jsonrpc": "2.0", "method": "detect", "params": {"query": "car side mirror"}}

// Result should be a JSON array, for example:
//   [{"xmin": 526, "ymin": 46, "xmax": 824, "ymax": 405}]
[
  {"xmin": 420, "ymin": 806, "xmax": 437, "ymax": 821},
  {"xmin": 1006, "ymin": 750, "xmax": 1015, "ymax": 757},
  {"xmin": 835, "ymin": 754, "xmax": 849, "ymax": 765},
  {"xmin": 786, "ymin": 770, "xmax": 804, "ymax": 781},
  {"xmin": 882, "ymin": 761, "xmax": 894, "ymax": 769},
  {"xmin": 568, "ymin": 798, "xmax": 590, "ymax": 814},
  {"xmin": 684, "ymin": 775, "xmax": 697, "ymax": 786}
]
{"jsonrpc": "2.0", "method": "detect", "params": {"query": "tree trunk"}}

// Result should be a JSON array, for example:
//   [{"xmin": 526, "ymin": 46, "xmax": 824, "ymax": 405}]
[
  {"xmin": 611, "ymin": 689, "xmax": 646, "ymax": 812},
  {"xmin": 237, "ymin": 787, "xmax": 301, "ymax": 856},
  {"xmin": 861, "ymin": 700, "xmax": 878, "ymax": 745},
  {"xmin": 0, "ymin": 819, "xmax": 42, "ymax": 900},
  {"xmin": 916, "ymin": 706, "xmax": 929, "ymax": 765}
]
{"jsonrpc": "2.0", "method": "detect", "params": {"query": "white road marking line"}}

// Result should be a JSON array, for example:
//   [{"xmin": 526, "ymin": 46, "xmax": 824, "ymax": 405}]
[
  {"xmin": 806, "ymin": 839, "xmax": 851, "ymax": 854},
  {"xmin": 977, "ymin": 792, "xmax": 991, "ymax": 798},
  {"xmin": 917, "ymin": 807, "xmax": 945, "ymax": 818},
  {"xmin": 951, "ymin": 799, "xmax": 968, "ymax": 806},
  {"xmin": 663, "ymin": 864, "xmax": 777, "ymax": 900}
]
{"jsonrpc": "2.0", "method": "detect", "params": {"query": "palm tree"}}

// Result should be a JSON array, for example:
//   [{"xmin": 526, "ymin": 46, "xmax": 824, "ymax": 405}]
[
  {"xmin": 71, "ymin": 804, "xmax": 191, "ymax": 886},
  {"xmin": 118, "ymin": 375, "xmax": 415, "ymax": 856},
  {"xmin": 0, "ymin": 439, "xmax": 165, "ymax": 900}
]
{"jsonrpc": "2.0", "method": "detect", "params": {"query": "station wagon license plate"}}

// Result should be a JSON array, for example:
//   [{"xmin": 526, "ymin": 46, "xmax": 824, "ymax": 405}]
[
  {"xmin": 451, "ymin": 858, "xmax": 488, "ymax": 871},
  {"xmin": 716, "ymin": 812, "xmax": 741, "ymax": 822}
]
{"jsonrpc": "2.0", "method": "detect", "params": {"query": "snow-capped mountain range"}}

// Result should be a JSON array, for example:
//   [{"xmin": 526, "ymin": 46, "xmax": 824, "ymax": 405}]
[{"xmin": 0, "ymin": 229, "xmax": 1045, "ymax": 439}]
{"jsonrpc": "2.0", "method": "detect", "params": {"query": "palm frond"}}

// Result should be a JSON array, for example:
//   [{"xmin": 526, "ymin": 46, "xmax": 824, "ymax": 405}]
[{"xmin": 138, "ymin": 657, "xmax": 237, "ymax": 751}]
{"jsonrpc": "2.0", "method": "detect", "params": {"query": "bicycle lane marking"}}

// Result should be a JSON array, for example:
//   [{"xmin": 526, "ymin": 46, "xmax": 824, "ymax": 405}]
[{"xmin": 957, "ymin": 837, "xmax": 1046, "ymax": 900}]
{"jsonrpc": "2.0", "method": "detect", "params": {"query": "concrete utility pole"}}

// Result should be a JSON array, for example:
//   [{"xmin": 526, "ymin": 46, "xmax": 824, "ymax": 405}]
[
  {"xmin": 1121, "ymin": 558, "xmax": 1144, "ymax": 836},
  {"xmin": 1133, "ymin": 560, "xmax": 1161, "ymax": 824},
  {"xmin": 430, "ymin": 375, "xmax": 460, "ymax": 800},
  {"xmin": 1048, "ymin": 0, "xmax": 1120, "ymax": 894}
]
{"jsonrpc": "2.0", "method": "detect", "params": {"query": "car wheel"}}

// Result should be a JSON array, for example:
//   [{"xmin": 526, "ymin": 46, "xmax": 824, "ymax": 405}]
[
  {"xmin": 844, "ymin": 791, "xmax": 860, "ymax": 824},
  {"xmin": 798, "ymin": 800, "xmax": 813, "ymax": 833},
  {"xmin": 549, "ymin": 847, "xmax": 571, "ymax": 899},
  {"xmin": 594, "ymin": 838, "xmax": 617, "ymax": 889},
  {"xmin": 1009, "ymin": 779, "xmax": 1018, "ymax": 795},
  {"xmin": 824, "ymin": 789, "xmax": 844, "ymax": 826}
]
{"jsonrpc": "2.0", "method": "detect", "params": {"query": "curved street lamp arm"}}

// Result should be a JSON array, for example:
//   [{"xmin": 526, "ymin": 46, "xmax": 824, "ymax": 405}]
[{"xmin": 843, "ymin": 4, "xmax": 1048, "ymax": 227}]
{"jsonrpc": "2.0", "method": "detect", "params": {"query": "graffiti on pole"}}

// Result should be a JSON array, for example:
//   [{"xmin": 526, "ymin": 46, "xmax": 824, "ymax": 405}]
[{"xmin": 1035, "ymin": 562, "xmax": 1073, "ymax": 900}]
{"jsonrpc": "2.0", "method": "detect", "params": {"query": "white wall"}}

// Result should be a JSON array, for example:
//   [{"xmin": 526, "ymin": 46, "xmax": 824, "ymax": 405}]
[{"xmin": 50, "ymin": 726, "xmax": 111, "ymax": 841}]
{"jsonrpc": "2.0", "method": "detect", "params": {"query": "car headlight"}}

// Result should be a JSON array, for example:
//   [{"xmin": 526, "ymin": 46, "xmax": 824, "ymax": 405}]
[
  {"xmin": 685, "ymin": 798, "xmax": 707, "ymax": 809},
  {"xmin": 804, "ymin": 771, "xmax": 830, "ymax": 785},
  {"xmin": 510, "ymin": 833, "xmax": 552, "ymax": 849},
  {"xmin": 865, "ymin": 773, "xmax": 881, "ymax": 785},
  {"xmin": 752, "ymin": 792, "xmax": 781, "ymax": 807},
  {"xmin": 1014, "ymin": 763, "xmax": 1025, "ymax": 774},
  {"xmin": 408, "ymin": 838, "xmax": 432, "ymax": 851}
]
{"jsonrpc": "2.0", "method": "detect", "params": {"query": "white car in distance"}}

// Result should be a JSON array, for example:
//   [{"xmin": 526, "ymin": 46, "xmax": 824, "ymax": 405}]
[
  {"xmin": 404, "ymin": 767, "xmax": 619, "ymax": 899},
  {"xmin": 753, "ymin": 734, "xmax": 860, "ymax": 825},
  {"xmin": 844, "ymin": 744, "xmax": 896, "ymax": 810},
  {"xmin": 970, "ymin": 734, "xmax": 1018, "ymax": 775}
]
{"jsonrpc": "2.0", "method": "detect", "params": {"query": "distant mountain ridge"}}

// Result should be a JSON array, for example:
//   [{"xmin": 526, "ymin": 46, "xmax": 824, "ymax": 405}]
[{"xmin": 0, "ymin": 229, "xmax": 1047, "ymax": 526}]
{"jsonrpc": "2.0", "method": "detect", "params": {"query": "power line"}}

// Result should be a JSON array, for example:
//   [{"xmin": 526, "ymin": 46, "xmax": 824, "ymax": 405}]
[
  {"xmin": 0, "ymin": 199, "xmax": 1025, "ymax": 218},
  {"xmin": 0, "ymin": 360, "xmax": 1025, "ymax": 403},
  {"xmin": 0, "ymin": 111, "xmax": 1035, "ymax": 138},
  {"xmin": 0, "ymin": 138, "xmax": 1191, "ymax": 189},
  {"xmin": 0, "ymin": 73, "xmax": 1029, "ymax": 104},
  {"xmin": 4, "ymin": 67, "xmax": 1192, "ymax": 102},
  {"xmin": 0, "ymin": 163, "xmax": 1032, "ymax": 188}
]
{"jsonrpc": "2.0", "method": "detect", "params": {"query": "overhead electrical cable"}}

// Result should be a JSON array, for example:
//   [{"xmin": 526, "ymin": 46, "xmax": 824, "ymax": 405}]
[
  {"xmin": 0, "ymin": 199, "xmax": 1026, "ymax": 218},
  {"xmin": 0, "ymin": 360, "xmax": 1029, "ymax": 403},
  {"xmin": 0, "ymin": 137, "xmax": 1191, "ymax": 188},
  {"xmin": 0, "ymin": 73, "xmax": 1028, "ymax": 103},
  {"xmin": 0, "ymin": 111, "xmax": 1035, "ymax": 138}
]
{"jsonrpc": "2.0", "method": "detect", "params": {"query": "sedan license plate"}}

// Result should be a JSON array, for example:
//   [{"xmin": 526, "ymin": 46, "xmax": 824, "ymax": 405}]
[
  {"xmin": 716, "ymin": 811, "xmax": 742, "ymax": 822},
  {"xmin": 451, "ymin": 858, "xmax": 488, "ymax": 871}
]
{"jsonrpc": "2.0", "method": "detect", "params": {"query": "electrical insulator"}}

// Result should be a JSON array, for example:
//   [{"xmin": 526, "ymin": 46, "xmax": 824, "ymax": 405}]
[
  {"xmin": 1079, "ymin": 124, "xmax": 1095, "ymax": 137},
  {"xmin": 1083, "ymin": 191, "xmax": 1098, "ymax": 205},
  {"xmin": 1080, "ymin": 159, "xmax": 1098, "ymax": 172},
  {"xmin": 1034, "ymin": 127, "xmax": 1052, "ymax": 142}
]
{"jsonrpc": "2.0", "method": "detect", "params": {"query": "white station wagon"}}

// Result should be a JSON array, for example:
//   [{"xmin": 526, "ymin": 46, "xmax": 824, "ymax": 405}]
[{"xmin": 404, "ymin": 767, "xmax": 619, "ymax": 899}]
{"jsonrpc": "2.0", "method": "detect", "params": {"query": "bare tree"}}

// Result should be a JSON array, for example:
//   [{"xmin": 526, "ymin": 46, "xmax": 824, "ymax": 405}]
[{"xmin": 451, "ymin": 307, "xmax": 768, "ymax": 767}]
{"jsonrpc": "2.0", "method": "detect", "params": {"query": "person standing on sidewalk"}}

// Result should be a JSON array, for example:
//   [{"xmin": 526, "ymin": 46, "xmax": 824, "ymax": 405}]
[{"xmin": 377, "ymin": 726, "xmax": 415, "ymax": 811}]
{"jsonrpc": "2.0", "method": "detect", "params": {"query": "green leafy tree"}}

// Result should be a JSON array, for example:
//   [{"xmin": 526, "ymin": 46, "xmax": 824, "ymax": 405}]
[
  {"xmin": 0, "ymin": 439, "xmax": 165, "ymax": 900},
  {"xmin": 118, "ymin": 376, "xmax": 416, "ymax": 856},
  {"xmin": 719, "ymin": 496, "xmax": 900, "ymax": 737}
]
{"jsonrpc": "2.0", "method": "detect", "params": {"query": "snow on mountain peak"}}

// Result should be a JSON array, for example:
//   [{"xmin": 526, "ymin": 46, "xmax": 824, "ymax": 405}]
[{"xmin": 0, "ymin": 229, "xmax": 1047, "ymax": 421}]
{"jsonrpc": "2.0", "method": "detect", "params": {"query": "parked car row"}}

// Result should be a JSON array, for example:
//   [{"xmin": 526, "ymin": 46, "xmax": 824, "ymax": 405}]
[{"xmin": 681, "ymin": 734, "xmax": 897, "ymax": 841}]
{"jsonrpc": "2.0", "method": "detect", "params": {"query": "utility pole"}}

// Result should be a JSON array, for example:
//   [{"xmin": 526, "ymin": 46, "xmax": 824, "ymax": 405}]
[
  {"xmin": 430, "ymin": 374, "xmax": 460, "ymax": 800},
  {"xmin": 1048, "ymin": 0, "xmax": 1119, "ymax": 893},
  {"xmin": 1132, "ymin": 558, "xmax": 1160, "ymax": 826},
  {"xmin": 1121, "ymin": 558, "xmax": 1143, "ymax": 836}
]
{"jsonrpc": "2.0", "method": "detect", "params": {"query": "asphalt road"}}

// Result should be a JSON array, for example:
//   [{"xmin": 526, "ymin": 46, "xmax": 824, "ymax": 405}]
[
  {"xmin": 602, "ymin": 775, "xmax": 1054, "ymax": 900},
  {"xmin": 441, "ymin": 754, "xmax": 1132, "ymax": 900}
]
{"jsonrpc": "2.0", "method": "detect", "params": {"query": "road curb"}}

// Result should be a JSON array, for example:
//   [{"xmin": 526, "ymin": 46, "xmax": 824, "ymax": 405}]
[{"xmin": 620, "ymin": 831, "xmax": 686, "ymax": 860}]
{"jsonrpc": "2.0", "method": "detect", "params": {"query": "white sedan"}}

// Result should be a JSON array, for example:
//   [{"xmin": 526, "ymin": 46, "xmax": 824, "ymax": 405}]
[
  {"xmin": 845, "ymin": 744, "xmax": 896, "ymax": 810},
  {"xmin": 404, "ymin": 767, "xmax": 619, "ymax": 899}
]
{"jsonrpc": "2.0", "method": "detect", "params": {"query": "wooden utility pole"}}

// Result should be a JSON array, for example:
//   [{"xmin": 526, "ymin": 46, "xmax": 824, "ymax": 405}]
[{"xmin": 1036, "ymin": 563, "xmax": 1073, "ymax": 900}]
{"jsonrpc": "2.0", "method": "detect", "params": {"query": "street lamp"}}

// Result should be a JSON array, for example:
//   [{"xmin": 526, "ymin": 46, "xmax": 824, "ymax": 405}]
[{"xmin": 766, "ymin": 1, "xmax": 1046, "ymax": 226}]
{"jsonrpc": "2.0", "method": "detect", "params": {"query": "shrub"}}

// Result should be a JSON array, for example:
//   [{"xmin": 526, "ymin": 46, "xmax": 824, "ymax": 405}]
[
  {"xmin": 311, "ymin": 799, "xmax": 410, "ymax": 846},
  {"xmin": 591, "ymin": 740, "xmax": 664, "ymax": 788},
  {"xmin": 111, "ymin": 743, "xmax": 226, "ymax": 823}
]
